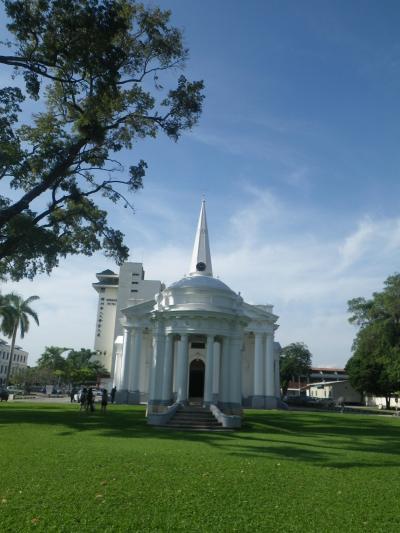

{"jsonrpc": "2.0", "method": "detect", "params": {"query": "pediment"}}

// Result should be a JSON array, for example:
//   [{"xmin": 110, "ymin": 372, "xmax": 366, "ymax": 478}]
[
  {"xmin": 121, "ymin": 298, "xmax": 155, "ymax": 319},
  {"xmin": 243, "ymin": 302, "xmax": 278, "ymax": 322}
]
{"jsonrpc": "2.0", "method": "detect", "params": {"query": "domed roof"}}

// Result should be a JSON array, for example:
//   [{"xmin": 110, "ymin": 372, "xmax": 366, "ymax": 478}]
[{"xmin": 169, "ymin": 275, "xmax": 234, "ymax": 293}]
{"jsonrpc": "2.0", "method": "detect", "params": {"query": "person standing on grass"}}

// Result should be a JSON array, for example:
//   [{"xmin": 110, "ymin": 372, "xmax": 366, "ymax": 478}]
[
  {"xmin": 80, "ymin": 388, "xmax": 87, "ymax": 411},
  {"xmin": 87, "ymin": 388, "xmax": 94, "ymax": 412},
  {"xmin": 110, "ymin": 386, "xmax": 116, "ymax": 404},
  {"xmin": 101, "ymin": 389, "xmax": 108, "ymax": 413}
]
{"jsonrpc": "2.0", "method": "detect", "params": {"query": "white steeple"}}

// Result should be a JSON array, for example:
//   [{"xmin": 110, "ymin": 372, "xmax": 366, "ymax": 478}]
[{"xmin": 189, "ymin": 200, "xmax": 213, "ymax": 277}]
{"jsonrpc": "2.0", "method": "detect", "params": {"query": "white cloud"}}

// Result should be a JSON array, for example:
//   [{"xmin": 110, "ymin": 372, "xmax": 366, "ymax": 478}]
[{"xmin": 2, "ymin": 185, "xmax": 400, "ymax": 369}]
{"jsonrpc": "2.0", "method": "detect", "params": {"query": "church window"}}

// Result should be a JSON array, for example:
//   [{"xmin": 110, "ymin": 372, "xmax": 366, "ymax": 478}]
[
  {"xmin": 131, "ymin": 289, "xmax": 138, "ymax": 293},
  {"xmin": 191, "ymin": 342, "xmax": 205, "ymax": 349},
  {"xmin": 131, "ymin": 281, "xmax": 138, "ymax": 285},
  {"xmin": 132, "ymin": 273, "xmax": 139, "ymax": 276}
]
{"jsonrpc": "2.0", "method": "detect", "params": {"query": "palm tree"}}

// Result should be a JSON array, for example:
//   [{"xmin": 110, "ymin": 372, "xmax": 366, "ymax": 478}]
[{"xmin": 0, "ymin": 293, "xmax": 39, "ymax": 388}]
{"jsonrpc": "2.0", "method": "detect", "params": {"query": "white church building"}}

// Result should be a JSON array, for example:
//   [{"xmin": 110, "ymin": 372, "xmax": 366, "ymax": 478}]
[{"xmin": 93, "ymin": 202, "xmax": 282, "ymax": 427}]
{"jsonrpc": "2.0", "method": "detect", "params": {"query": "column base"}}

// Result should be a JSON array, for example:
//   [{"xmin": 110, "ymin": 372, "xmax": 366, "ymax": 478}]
[
  {"xmin": 218, "ymin": 401, "xmax": 242, "ymax": 416},
  {"xmin": 264, "ymin": 396, "xmax": 278, "ymax": 409},
  {"xmin": 251, "ymin": 395, "xmax": 266, "ymax": 409},
  {"xmin": 249, "ymin": 395, "xmax": 279, "ymax": 409},
  {"xmin": 115, "ymin": 390, "xmax": 142, "ymax": 404},
  {"xmin": 115, "ymin": 389, "xmax": 129, "ymax": 404},
  {"xmin": 127, "ymin": 391, "xmax": 141, "ymax": 405}
]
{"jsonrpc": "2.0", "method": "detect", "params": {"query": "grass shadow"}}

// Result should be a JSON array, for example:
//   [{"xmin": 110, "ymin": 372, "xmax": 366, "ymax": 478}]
[{"xmin": 1, "ymin": 403, "xmax": 400, "ymax": 469}]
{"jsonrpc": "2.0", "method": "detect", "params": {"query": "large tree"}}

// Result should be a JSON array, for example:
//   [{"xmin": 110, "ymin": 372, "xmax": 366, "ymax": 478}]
[
  {"xmin": 0, "ymin": 0, "xmax": 204, "ymax": 280},
  {"xmin": 66, "ymin": 348, "xmax": 109, "ymax": 383},
  {"xmin": 0, "ymin": 292, "xmax": 39, "ymax": 387},
  {"xmin": 37, "ymin": 345, "xmax": 70, "ymax": 371},
  {"xmin": 346, "ymin": 273, "xmax": 400, "ymax": 408},
  {"xmin": 280, "ymin": 342, "xmax": 312, "ymax": 396}
]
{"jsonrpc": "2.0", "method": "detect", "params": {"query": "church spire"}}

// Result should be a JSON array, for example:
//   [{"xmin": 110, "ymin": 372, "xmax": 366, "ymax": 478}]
[{"xmin": 189, "ymin": 200, "xmax": 213, "ymax": 277}]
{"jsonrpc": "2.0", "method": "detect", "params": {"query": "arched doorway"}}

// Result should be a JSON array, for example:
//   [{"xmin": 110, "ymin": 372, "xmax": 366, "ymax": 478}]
[{"xmin": 189, "ymin": 359, "xmax": 205, "ymax": 399}]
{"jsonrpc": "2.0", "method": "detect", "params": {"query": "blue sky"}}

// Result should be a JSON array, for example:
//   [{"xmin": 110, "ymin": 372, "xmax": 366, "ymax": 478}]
[{"xmin": 2, "ymin": 0, "xmax": 400, "ymax": 367}]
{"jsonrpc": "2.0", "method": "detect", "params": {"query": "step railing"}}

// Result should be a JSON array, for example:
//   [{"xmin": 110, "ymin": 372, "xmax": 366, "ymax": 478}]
[
  {"xmin": 147, "ymin": 402, "xmax": 180, "ymax": 426},
  {"xmin": 210, "ymin": 404, "xmax": 242, "ymax": 428}
]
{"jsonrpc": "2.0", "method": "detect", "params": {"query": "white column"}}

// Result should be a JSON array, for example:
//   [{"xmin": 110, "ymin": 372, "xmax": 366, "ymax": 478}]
[
  {"xmin": 148, "ymin": 327, "xmax": 165, "ymax": 404},
  {"xmin": 219, "ymin": 336, "xmax": 231, "ymax": 407},
  {"xmin": 113, "ymin": 350, "xmax": 122, "ymax": 389},
  {"xmin": 162, "ymin": 333, "xmax": 174, "ymax": 403},
  {"xmin": 120, "ymin": 326, "xmax": 133, "ymax": 390},
  {"xmin": 212, "ymin": 341, "xmax": 220, "ymax": 398},
  {"xmin": 274, "ymin": 344, "xmax": 281, "ymax": 398},
  {"xmin": 254, "ymin": 332, "xmax": 264, "ymax": 397},
  {"xmin": 265, "ymin": 333, "xmax": 275, "ymax": 397},
  {"xmin": 203, "ymin": 335, "xmax": 215, "ymax": 405},
  {"xmin": 229, "ymin": 336, "xmax": 243, "ymax": 413},
  {"xmin": 176, "ymin": 334, "xmax": 189, "ymax": 403},
  {"xmin": 130, "ymin": 328, "xmax": 142, "ymax": 392}
]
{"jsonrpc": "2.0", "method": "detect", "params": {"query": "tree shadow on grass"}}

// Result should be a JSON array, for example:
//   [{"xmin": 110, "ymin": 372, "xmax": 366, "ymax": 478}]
[{"xmin": 1, "ymin": 403, "xmax": 400, "ymax": 469}]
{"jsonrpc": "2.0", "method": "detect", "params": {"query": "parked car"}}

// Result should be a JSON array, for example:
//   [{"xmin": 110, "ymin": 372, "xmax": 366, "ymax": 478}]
[
  {"xmin": 285, "ymin": 395, "xmax": 319, "ymax": 407},
  {"xmin": 6, "ymin": 386, "xmax": 24, "ymax": 395},
  {"xmin": 316, "ymin": 398, "xmax": 335, "ymax": 408},
  {"xmin": 0, "ymin": 389, "xmax": 9, "ymax": 401}
]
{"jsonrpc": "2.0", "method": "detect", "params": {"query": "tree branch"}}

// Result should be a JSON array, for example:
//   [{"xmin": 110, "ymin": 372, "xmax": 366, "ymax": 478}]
[{"xmin": 0, "ymin": 138, "xmax": 87, "ymax": 227}]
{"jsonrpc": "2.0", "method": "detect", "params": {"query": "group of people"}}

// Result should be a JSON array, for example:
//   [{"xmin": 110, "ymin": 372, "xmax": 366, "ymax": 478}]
[{"xmin": 70, "ymin": 386, "xmax": 117, "ymax": 413}]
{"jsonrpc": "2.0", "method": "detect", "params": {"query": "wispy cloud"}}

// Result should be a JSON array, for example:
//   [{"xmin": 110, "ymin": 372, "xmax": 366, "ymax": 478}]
[{"xmin": 189, "ymin": 128, "xmax": 309, "ymax": 170}]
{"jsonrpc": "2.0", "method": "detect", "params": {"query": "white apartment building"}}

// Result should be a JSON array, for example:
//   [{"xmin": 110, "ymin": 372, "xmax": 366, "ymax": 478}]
[
  {"xmin": 92, "ymin": 263, "xmax": 163, "ymax": 373},
  {"xmin": 0, "ymin": 339, "xmax": 29, "ymax": 386}
]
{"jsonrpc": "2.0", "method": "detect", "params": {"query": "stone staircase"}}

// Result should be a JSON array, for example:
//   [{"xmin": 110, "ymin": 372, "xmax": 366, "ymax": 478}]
[{"xmin": 166, "ymin": 404, "xmax": 224, "ymax": 430}]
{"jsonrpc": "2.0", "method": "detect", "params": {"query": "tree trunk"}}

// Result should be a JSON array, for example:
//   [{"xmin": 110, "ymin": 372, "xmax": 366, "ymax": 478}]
[
  {"xmin": 385, "ymin": 396, "xmax": 391, "ymax": 410},
  {"xmin": 5, "ymin": 323, "xmax": 18, "ymax": 388}
]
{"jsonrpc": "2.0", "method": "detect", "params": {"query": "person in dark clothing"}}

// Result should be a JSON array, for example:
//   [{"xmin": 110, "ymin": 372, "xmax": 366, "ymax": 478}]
[
  {"xmin": 86, "ymin": 388, "xmax": 94, "ymax": 412},
  {"xmin": 101, "ymin": 389, "xmax": 108, "ymax": 413},
  {"xmin": 70, "ymin": 389, "xmax": 75, "ymax": 403},
  {"xmin": 110, "ymin": 386, "xmax": 116, "ymax": 404}
]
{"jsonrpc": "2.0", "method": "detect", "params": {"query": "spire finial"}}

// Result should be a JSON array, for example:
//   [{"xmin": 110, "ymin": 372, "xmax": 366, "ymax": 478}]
[{"xmin": 189, "ymin": 200, "xmax": 213, "ymax": 277}]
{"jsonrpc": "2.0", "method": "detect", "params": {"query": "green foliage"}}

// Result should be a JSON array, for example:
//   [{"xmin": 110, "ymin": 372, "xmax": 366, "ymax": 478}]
[
  {"xmin": 37, "ymin": 345, "xmax": 69, "ymax": 371},
  {"xmin": 0, "ymin": 0, "xmax": 204, "ymax": 280},
  {"xmin": 346, "ymin": 274, "xmax": 400, "ymax": 406},
  {"xmin": 36, "ymin": 346, "xmax": 109, "ymax": 384},
  {"xmin": 280, "ymin": 342, "xmax": 312, "ymax": 395},
  {"xmin": 1, "ymin": 406, "xmax": 400, "ymax": 531}
]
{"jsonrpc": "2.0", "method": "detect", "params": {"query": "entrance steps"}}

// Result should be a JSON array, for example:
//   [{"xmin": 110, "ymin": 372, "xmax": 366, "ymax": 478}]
[{"xmin": 166, "ymin": 404, "xmax": 224, "ymax": 431}]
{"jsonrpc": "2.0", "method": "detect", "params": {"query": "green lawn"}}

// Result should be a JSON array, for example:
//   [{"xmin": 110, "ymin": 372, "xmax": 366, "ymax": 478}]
[{"xmin": 1, "ymin": 404, "xmax": 400, "ymax": 532}]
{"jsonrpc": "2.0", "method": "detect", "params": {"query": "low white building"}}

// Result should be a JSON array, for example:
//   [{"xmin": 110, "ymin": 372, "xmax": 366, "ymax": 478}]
[
  {"xmin": 0, "ymin": 339, "xmax": 29, "ymax": 386},
  {"xmin": 307, "ymin": 380, "xmax": 362, "ymax": 404},
  {"xmin": 102, "ymin": 201, "xmax": 282, "ymax": 426}
]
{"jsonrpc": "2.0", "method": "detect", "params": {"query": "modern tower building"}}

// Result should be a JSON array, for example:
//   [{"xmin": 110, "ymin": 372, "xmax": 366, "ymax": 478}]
[{"xmin": 92, "ymin": 263, "xmax": 162, "ymax": 373}]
